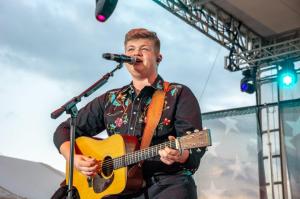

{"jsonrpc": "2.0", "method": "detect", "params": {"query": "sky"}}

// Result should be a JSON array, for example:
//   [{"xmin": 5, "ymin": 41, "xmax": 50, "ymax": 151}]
[{"xmin": 0, "ymin": 0, "xmax": 255, "ymax": 172}]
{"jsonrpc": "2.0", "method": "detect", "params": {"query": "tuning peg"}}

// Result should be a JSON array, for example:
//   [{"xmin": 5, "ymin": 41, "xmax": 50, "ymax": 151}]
[
  {"xmin": 194, "ymin": 129, "xmax": 200, "ymax": 133},
  {"xmin": 186, "ymin": 131, "xmax": 192, "ymax": 135}
]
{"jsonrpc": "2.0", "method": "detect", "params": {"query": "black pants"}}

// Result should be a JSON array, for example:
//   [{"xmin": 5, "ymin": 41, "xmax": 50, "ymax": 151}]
[{"xmin": 112, "ymin": 174, "xmax": 197, "ymax": 199}]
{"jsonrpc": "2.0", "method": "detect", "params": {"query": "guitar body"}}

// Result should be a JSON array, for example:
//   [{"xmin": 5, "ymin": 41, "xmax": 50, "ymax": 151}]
[
  {"xmin": 66, "ymin": 134, "xmax": 142, "ymax": 199},
  {"xmin": 64, "ymin": 129, "xmax": 212, "ymax": 199}
]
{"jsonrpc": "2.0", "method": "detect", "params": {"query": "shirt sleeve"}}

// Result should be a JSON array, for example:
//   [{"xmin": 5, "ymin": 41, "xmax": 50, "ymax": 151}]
[
  {"xmin": 53, "ymin": 93, "xmax": 107, "ymax": 152},
  {"xmin": 174, "ymin": 85, "xmax": 206, "ymax": 174}
]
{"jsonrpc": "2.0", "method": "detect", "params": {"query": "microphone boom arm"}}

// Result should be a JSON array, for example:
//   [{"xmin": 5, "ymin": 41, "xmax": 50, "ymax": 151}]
[
  {"xmin": 50, "ymin": 62, "xmax": 124, "ymax": 199},
  {"xmin": 50, "ymin": 63, "xmax": 123, "ymax": 119}
]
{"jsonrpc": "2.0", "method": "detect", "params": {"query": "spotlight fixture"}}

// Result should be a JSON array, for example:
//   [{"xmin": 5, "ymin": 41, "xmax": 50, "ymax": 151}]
[
  {"xmin": 240, "ymin": 68, "xmax": 256, "ymax": 94},
  {"xmin": 278, "ymin": 61, "xmax": 297, "ymax": 88},
  {"xmin": 95, "ymin": 0, "xmax": 118, "ymax": 22}
]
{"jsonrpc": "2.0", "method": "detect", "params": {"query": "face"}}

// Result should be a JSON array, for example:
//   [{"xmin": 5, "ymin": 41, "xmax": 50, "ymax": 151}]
[{"xmin": 125, "ymin": 39, "xmax": 161, "ymax": 80}]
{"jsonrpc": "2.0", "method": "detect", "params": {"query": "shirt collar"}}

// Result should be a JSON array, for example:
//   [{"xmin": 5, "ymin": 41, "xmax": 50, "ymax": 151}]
[
  {"xmin": 119, "ymin": 75, "xmax": 166, "ymax": 97},
  {"xmin": 151, "ymin": 75, "xmax": 165, "ymax": 91}
]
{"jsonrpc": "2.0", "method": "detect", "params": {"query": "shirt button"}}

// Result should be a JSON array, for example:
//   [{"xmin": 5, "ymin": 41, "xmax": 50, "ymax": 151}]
[
  {"xmin": 130, "ymin": 127, "xmax": 133, "ymax": 130},
  {"xmin": 136, "ymin": 98, "xmax": 140, "ymax": 101},
  {"xmin": 133, "ymin": 111, "xmax": 137, "ymax": 115}
]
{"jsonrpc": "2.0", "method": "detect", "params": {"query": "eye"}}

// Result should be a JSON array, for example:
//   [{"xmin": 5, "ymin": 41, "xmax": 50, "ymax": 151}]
[
  {"xmin": 126, "ymin": 48, "xmax": 134, "ymax": 52},
  {"xmin": 141, "ymin": 47, "xmax": 150, "ymax": 51}
]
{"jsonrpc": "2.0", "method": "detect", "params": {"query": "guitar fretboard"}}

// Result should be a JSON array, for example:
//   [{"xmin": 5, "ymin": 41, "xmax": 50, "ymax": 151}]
[{"xmin": 113, "ymin": 140, "xmax": 176, "ymax": 169}]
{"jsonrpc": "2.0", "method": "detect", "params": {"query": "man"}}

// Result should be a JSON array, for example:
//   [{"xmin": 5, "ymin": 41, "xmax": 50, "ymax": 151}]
[{"xmin": 53, "ymin": 28, "xmax": 205, "ymax": 199}]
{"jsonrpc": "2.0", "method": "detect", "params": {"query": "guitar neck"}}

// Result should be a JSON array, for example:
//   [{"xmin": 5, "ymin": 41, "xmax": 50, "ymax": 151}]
[
  {"xmin": 112, "ymin": 129, "xmax": 211, "ymax": 170},
  {"xmin": 113, "ymin": 140, "xmax": 176, "ymax": 169}
]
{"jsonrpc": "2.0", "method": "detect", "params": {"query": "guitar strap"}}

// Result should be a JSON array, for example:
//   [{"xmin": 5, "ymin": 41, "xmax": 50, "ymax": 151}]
[
  {"xmin": 140, "ymin": 81, "xmax": 170, "ymax": 150},
  {"xmin": 123, "ymin": 82, "xmax": 170, "ymax": 192}
]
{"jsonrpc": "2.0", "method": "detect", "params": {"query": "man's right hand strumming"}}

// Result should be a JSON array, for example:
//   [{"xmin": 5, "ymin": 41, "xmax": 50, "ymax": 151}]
[{"xmin": 60, "ymin": 141, "xmax": 100, "ymax": 177}]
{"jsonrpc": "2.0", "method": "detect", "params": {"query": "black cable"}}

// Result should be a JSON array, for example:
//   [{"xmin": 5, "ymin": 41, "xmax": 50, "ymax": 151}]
[{"xmin": 200, "ymin": 46, "xmax": 223, "ymax": 100}]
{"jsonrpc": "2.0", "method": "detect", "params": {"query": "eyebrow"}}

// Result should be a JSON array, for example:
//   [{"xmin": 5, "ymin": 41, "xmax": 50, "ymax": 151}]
[{"xmin": 126, "ymin": 44, "xmax": 151, "ymax": 49}]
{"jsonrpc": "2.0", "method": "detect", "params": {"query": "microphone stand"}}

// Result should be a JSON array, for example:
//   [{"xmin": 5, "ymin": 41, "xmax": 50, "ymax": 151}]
[{"xmin": 51, "ymin": 63, "xmax": 124, "ymax": 199}]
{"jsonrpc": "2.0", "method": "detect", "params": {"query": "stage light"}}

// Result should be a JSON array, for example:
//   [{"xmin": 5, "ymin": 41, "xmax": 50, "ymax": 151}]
[
  {"xmin": 95, "ymin": 0, "xmax": 118, "ymax": 22},
  {"xmin": 278, "ymin": 61, "xmax": 297, "ymax": 88},
  {"xmin": 240, "ymin": 68, "xmax": 256, "ymax": 94}
]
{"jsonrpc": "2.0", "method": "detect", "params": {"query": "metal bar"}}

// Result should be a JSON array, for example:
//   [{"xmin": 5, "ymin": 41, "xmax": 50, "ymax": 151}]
[
  {"xmin": 152, "ymin": 0, "xmax": 260, "ymax": 52},
  {"xmin": 266, "ymin": 105, "xmax": 275, "ymax": 199},
  {"xmin": 277, "ymin": 69, "xmax": 289, "ymax": 199},
  {"xmin": 225, "ymin": 38, "xmax": 300, "ymax": 70},
  {"xmin": 202, "ymin": 98, "xmax": 300, "ymax": 120}
]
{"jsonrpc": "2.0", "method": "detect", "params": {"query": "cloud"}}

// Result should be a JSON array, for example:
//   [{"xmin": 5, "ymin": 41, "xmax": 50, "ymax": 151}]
[
  {"xmin": 0, "ymin": 0, "xmax": 256, "ymax": 172},
  {"xmin": 0, "ymin": 64, "xmax": 76, "ymax": 171}
]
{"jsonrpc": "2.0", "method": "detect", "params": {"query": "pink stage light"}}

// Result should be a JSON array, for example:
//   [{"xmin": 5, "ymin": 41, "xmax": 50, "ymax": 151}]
[{"xmin": 96, "ymin": 15, "xmax": 106, "ymax": 22}]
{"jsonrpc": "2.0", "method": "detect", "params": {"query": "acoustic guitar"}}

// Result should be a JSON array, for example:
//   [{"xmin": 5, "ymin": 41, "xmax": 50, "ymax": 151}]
[{"xmin": 66, "ymin": 129, "xmax": 211, "ymax": 199}]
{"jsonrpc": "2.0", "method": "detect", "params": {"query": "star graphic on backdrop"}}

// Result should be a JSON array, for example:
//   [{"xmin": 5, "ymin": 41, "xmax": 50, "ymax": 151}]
[
  {"xmin": 210, "ymin": 165, "xmax": 226, "ymax": 177},
  {"xmin": 247, "ymin": 138, "xmax": 263, "ymax": 155},
  {"xmin": 219, "ymin": 117, "xmax": 239, "ymax": 135},
  {"xmin": 285, "ymin": 117, "xmax": 300, "ymax": 150},
  {"xmin": 228, "ymin": 155, "xmax": 249, "ymax": 180},
  {"xmin": 207, "ymin": 141, "xmax": 220, "ymax": 157},
  {"xmin": 285, "ymin": 135, "xmax": 298, "ymax": 150},
  {"xmin": 201, "ymin": 181, "xmax": 225, "ymax": 199},
  {"xmin": 285, "ymin": 117, "xmax": 300, "ymax": 136}
]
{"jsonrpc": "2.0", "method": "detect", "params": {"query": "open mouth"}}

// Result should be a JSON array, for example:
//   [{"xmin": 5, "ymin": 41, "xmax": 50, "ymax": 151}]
[{"xmin": 134, "ymin": 58, "xmax": 143, "ymax": 64}]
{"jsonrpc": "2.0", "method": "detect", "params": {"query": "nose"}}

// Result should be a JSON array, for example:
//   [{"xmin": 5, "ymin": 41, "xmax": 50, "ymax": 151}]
[{"xmin": 133, "ymin": 49, "xmax": 142, "ymax": 57}]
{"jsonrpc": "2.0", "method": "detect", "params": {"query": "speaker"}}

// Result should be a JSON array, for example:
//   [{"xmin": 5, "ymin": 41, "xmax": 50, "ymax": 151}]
[{"xmin": 95, "ymin": 0, "xmax": 118, "ymax": 22}]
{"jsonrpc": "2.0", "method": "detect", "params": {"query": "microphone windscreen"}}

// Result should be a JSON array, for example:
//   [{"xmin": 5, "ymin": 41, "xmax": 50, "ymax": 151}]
[{"xmin": 102, "ymin": 53, "xmax": 112, "ymax": 59}]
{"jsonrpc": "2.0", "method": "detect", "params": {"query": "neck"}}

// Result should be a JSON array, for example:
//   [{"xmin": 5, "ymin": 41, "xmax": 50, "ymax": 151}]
[{"xmin": 132, "ymin": 74, "xmax": 157, "ymax": 94}]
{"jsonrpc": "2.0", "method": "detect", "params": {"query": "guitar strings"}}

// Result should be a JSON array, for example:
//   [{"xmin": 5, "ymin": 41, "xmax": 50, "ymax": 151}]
[
  {"xmin": 95, "ymin": 132, "xmax": 205, "ymax": 170},
  {"xmin": 98, "ymin": 141, "xmax": 175, "ymax": 170}
]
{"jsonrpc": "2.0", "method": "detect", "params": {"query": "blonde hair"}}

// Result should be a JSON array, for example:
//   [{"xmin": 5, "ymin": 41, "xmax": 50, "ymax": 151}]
[{"xmin": 124, "ymin": 28, "xmax": 160, "ymax": 51}]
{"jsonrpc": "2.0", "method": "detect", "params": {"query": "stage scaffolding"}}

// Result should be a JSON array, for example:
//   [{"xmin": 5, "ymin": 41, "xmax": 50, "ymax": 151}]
[{"xmin": 152, "ymin": 0, "xmax": 300, "ymax": 198}]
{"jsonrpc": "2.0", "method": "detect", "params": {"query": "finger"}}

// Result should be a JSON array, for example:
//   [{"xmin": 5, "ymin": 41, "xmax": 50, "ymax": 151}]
[
  {"xmin": 78, "ymin": 158, "xmax": 98, "ymax": 167},
  {"xmin": 79, "ymin": 163, "xmax": 99, "ymax": 172},
  {"xmin": 166, "ymin": 147, "xmax": 180, "ymax": 156},
  {"xmin": 160, "ymin": 156, "xmax": 174, "ymax": 165},
  {"xmin": 159, "ymin": 149, "xmax": 175, "ymax": 159},
  {"xmin": 164, "ymin": 147, "xmax": 180, "ymax": 157},
  {"xmin": 81, "ymin": 170, "xmax": 97, "ymax": 177},
  {"xmin": 168, "ymin": 136, "xmax": 176, "ymax": 141},
  {"xmin": 159, "ymin": 149, "xmax": 178, "ymax": 162},
  {"xmin": 77, "ymin": 164, "xmax": 99, "ymax": 177},
  {"xmin": 82, "ymin": 156, "xmax": 97, "ymax": 163},
  {"xmin": 158, "ymin": 149, "xmax": 167, "ymax": 158}
]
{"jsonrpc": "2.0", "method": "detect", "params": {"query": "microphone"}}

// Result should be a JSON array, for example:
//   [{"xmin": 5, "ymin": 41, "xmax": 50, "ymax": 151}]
[{"xmin": 102, "ymin": 53, "xmax": 136, "ymax": 64}]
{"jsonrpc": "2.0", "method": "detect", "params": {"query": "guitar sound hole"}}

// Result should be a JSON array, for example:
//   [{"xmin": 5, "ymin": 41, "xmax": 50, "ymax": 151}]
[{"xmin": 102, "ymin": 156, "xmax": 113, "ymax": 177}]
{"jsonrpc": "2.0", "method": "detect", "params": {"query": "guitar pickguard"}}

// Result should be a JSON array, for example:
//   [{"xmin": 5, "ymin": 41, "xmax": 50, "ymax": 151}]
[{"xmin": 93, "ymin": 173, "xmax": 114, "ymax": 193}]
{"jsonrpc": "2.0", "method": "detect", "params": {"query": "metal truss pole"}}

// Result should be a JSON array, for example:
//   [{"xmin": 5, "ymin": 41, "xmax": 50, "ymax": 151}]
[
  {"xmin": 151, "ymin": 0, "xmax": 300, "ymax": 72},
  {"xmin": 225, "ymin": 38, "xmax": 300, "ymax": 71},
  {"xmin": 151, "ymin": 0, "xmax": 261, "ymax": 70}
]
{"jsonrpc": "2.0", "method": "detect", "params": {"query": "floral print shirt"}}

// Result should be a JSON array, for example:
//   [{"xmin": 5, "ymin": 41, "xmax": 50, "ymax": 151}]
[{"xmin": 54, "ymin": 75, "xmax": 204, "ymax": 175}]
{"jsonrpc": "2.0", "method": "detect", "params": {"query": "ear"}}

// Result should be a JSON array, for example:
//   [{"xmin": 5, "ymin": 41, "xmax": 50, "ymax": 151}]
[{"xmin": 156, "ymin": 54, "xmax": 162, "ymax": 64}]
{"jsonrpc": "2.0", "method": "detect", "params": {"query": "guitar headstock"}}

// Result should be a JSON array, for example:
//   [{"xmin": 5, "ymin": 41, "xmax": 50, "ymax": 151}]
[{"xmin": 178, "ymin": 129, "xmax": 212, "ymax": 150}]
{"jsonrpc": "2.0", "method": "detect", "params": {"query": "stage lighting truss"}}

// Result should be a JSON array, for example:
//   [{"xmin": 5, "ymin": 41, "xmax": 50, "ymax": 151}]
[
  {"xmin": 240, "ymin": 68, "xmax": 256, "ymax": 94},
  {"xmin": 278, "ymin": 61, "xmax": 298, "ymax": 88}
]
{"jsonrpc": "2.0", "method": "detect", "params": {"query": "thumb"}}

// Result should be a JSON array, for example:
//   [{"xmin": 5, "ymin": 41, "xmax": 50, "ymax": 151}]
[{"xmin": 168, "ymin": 135, "xmax": 176, "ymax": 141}]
